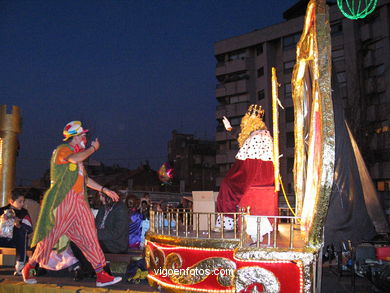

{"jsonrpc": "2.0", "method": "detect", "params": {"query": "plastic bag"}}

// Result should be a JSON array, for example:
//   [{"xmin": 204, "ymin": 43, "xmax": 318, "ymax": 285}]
[{"xmin": 0, "ymin": 209, "xmax": 16, "ymax": 239}]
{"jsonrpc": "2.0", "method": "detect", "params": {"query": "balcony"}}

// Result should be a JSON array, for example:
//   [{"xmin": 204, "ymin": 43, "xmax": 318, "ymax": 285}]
[
  {"xmin": 216, "ymin": 102, "xmax": 249, "ymax": 119},
  {"xmin": 215, "ymin": 130, "xmax": 230, "ymax": 142},
  {"xmin": 215, "ymin": 59, "xmax": 247, "ymax": 76},
  {"xmin": 216, "ymin": 85, "xmax": 226, "ymax": 97},
  {"xmin": 215, "ymin": 80, "xmax": 248, "ymax": 98}
]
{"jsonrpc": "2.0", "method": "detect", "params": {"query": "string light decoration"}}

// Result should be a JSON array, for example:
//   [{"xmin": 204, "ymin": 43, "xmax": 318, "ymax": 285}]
[{"xmin": 337, "ymin": 0, "xmax": 378, "ymax": 20}]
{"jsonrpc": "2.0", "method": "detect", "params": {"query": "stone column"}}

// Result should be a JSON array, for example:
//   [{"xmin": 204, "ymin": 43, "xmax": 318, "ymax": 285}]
[{"xmin": 0, "ymin": 105, "xmax": 22, "ymax": 206}]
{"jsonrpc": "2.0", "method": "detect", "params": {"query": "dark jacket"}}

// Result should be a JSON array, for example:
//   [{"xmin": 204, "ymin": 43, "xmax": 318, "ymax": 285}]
[{"xmin": 95, "ymin": 201, "xmax": 129, "ymax": 253}]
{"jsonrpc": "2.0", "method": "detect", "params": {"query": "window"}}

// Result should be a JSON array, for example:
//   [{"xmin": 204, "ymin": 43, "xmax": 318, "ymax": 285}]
[
  {"xmin": 370, "ymin": 91, "xmax": 387, "ymax": 105},
  {"xmin": 219, "ymin": 164, "xmax": 231, "ymax": 173},
  {"xmin": 286, "ymin": 132, "xmax": 294, "ymax": 148},
  {"xmin": 216, "ymin": 54, "xmax": 225, "ymax": 63},
  {"xmin": 332, "ymin": 48, "xmax": 344, "ymax": 61},
  {"xmin": 228, "ymin": 49, "xmax": 246, "ymax": 61},
  {"xmin": 336, "ymin": 71, "xmax": 346, "ymax": 83},
  {"xmin": 287, "ymin": 183, "xmax": 292, "ymax": 194},
  {"xmin": 284, "ymin": 83, "xmax": 292, "ymax": 99},
  {"xmin": 258, "ymin": 89, "xmax": 265, "ymax": 101},
  {"xmin": 285, "ymin": 107, "xmax": 294, "ymax": 123},
  {"xmin": 230, "ymin": 117, "xmax": 241, "ymax": 126},
  {"xmin": 374, "ymin": 125, "xmax": 390, "ymax": 134},
  {"xmin": 287, "ymin": 157, "xmax": 294, "ymax": 173},
  {"xmin": 236, "ymin": 71, "xmax": 249, "ymax": 80},
  {"xmin": 230, "ymin": 96, "xmax": 240, "ymax": 104},
  {"xmin": 256, "ymin": 44, "xmax": 263, "ymax": 56},
  {"xmin": 229, "ymin": 140, "xmax": 238, "ymax": 150},
  {"xmin": 283, "ymin": 32, "xmax": 301, "ymax": 50},
  {"xmin": 368, "ymin": 64, "xmax": 385, "ymax": 78},
  {"xmin": 216, "ymin": 54, "xmax": 225, "ymax": 67},
  {"xmin": 257, "ymin": 67, "xmax": 264, "ymax": 77},
  {"xmin": 216, "ymin": 123, "xmax": 225, "ymax": 132},
  {"xmin": 216, "ymin": 75, "xmax": 225, "ymax": 82},
  {"xmin": 377, "ymin": 180, "xmax": 390, "ymax": 192},
  {"xmin": 224, "ymin": 71, "xmax": 248, "ymax": 83},
  {"xmin": 283, "ymin": 61, "xmax": 295, "ymax": 74},
  {"xmin": 218, "ymin": 141, "xmax": 227, "ymax": 151},
  {"xmin": 331, "ymin": 22, "xmax": 343, "ymax": 36},
  {"xmin": 217, "ymin": 96, "xmax": 229, "ymax": 105},
  {"xmin": 336, "ymin": 71, "xmax": 347, "ymax": 98},
  {"xmin": 230, "ymin": 94, "xmax": 249, "ymax": 104}
]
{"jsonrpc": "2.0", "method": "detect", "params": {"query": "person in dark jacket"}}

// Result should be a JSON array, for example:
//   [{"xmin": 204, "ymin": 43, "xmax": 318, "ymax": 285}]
[
  {"xmin": 95, "ymin": 192, "xmax": 129, "ymax": 254},
  {"xmin": 0, "ymin": 190, "xmax": 33, "ymax": 275},
  {"xmin": 69, "ymin": 191, "xmax": 129, "ymax": 279}
]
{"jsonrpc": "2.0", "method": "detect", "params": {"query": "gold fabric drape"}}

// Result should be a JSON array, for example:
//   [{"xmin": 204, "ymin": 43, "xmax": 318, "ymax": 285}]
[{"xmin": 292, "ymin": 0, "xmax": 335, "ymax": 246}]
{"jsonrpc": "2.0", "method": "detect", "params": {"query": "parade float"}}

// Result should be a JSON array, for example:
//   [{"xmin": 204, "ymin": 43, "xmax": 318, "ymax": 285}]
[
  {"xmin": 144, "ymin": 1, "xmax": 388, "ymax": 292},
  {"xmin": 145, "ymin": 1, "xmax": 330, "ymax": 292}
]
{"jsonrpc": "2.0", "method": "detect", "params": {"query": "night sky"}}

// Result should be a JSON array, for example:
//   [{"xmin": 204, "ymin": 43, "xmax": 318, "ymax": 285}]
[{"xmin": 0, "ymin": 0, "xmax": 297, "ymax": 185}]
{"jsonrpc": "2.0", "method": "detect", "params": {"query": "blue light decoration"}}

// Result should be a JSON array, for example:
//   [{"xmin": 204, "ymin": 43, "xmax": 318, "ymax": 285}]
[{"xmin": 337, "ymin": 0, "xmax": 378, "ymax": 20}]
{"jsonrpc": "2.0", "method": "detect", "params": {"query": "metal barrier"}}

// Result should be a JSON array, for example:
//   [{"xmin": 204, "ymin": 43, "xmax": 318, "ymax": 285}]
[
  {"xmin": 150, "ymin": 209, "xmax": 302, "ymax": 248},
  {"xmin": 278, "ymin": 207, "xmax": 296, "ymax": 223}
]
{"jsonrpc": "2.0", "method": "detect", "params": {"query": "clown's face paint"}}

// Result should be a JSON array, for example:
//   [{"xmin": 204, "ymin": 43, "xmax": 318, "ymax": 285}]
[
  {"xmin": 79, "ymin": 134, "xmax": 87, "ymax": 149},
  {"xmin": 73, "ymin": 134, "xmax": 87, "ymax": 152}
]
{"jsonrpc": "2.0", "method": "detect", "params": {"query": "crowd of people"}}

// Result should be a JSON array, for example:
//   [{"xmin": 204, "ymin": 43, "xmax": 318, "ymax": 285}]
[
  {"xmin": 0, "ymin": 121, "xmax": 190, "ymax": 287},
  {"xmin": 0, "ymin": 186, "xmax": 191, "ymax": 283}
]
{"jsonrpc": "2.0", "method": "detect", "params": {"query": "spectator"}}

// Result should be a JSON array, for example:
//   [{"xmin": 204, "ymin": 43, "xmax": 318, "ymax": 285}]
[
  {"xmin": 0, "ymin": 190, "xmax": 33, "ymax": 275},
  {"xmin": 155, "ymin": 202, "xmax": 163, "ymax": 213},
  {"xmin": 154, "ymin": 203, "xmax": 176, "ymax": 229},
  {"xmin": 177, "ymin": 198, "xmax": 188, "ymax": 211},
  {"xmin": 139, "ymin": 200, "xmax": 150, "ymax": 221},
  {"xmin": 186, "ymin": 199, "xmax": 193, "ymax": 211},
  {"xmin": 23, "ymin": 188, "xmax": 42, "ymax": 230},
  {"xmin": 90, "ymin": 191, "xmax": 102, "ymax": 218},
  {"xmin": 95, "ymin": 192, "xmax": 129, "ymax": 254},
  {"xmin": 128, "ymin": 208, "xmax": 142, "ymax": 249},
  {"xmin": 139, "ymin": 193, "xmax": 151, "ymax": 208},
  {"xmin": 139, "ymin": 200, "xmax": 150, "ymax": 249},
  {"xmin": 176, "ymin": 198, "xmax": 188, "ymax": 223},
  {"xmin": 125, "ymin": 194, "xmax": 139, "ymax": 211}
]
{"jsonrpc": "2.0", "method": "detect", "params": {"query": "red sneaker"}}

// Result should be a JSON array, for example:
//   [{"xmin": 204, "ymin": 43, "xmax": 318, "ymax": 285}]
[
  {"xmin": 22, "ymin": 263, "xmax": 37, "ymax": 284},
  {"xmin": 96, "ymin": 271, "xmax": 122, "ymax": 287}
]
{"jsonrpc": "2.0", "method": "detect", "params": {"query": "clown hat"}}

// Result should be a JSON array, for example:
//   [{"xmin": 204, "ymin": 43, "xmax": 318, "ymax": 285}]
[{"xmin": 63, "ymin": 121, "xmax": 89, "ymax": 141}]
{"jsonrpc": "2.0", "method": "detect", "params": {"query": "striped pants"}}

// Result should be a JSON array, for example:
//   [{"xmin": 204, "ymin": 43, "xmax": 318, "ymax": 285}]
[{"xmin": 31, "ymin": 190, "xmax": 106, "ymax": 269}]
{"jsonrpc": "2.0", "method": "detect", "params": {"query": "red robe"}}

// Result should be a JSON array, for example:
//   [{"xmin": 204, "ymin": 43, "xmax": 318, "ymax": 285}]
[{"xmin": 216, "ymin": 130, "xmax": 275, "ymax": 215}]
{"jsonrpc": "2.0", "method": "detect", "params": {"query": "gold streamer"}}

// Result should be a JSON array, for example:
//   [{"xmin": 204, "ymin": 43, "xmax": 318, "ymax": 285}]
[{"xmin": 272, "ymin": 67, "xmax": 280, "ymax": 192}]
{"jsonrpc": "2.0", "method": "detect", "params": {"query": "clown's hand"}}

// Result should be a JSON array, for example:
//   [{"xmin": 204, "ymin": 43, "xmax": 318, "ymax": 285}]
[
  {"xmin": 103, "ymin": 188, "xmax": 120, "ymax": 202},
  {"xmin": 91, "ymin": 138, "xmax": 100, "ymax": 151},
  {"xmin": 222, "ymin": 116, "xmax": 232, "ymax": 131}
]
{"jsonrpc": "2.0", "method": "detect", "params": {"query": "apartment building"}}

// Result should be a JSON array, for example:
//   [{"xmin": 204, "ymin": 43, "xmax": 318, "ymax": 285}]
[
  {"xmin": 214, "ymin": 0, "xmax": 390, "ymax": 208},
  {"xmin": 168, "ymin": 130, "xmax": 218, "ymax": 192}
]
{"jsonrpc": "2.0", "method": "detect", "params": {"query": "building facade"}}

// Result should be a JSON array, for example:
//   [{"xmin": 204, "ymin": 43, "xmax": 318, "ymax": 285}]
[
  {"xmin": 214, "ymin": 0, "xmax": 390, "ymax": 209},
  {"xmin": 168, "ymin": 130, "xmax": 218, "ymax": 192}
]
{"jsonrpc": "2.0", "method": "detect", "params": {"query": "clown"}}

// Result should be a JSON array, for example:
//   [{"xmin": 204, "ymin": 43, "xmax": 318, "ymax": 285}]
[{"xmin": 22, "ymin": 121, "xmax": 122, "ymax": 287}]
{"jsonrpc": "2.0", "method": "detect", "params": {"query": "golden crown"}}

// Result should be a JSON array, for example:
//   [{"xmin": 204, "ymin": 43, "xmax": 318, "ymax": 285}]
[{"xmin": 246, "ymin": 104, "xmax": 264, "ymax": 119}]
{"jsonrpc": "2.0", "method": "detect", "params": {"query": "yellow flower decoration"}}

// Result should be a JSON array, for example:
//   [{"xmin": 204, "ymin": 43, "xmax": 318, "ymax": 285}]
[{"xmin": 68, "ymin": 163, "xmax": 77, "ymax": 172}]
